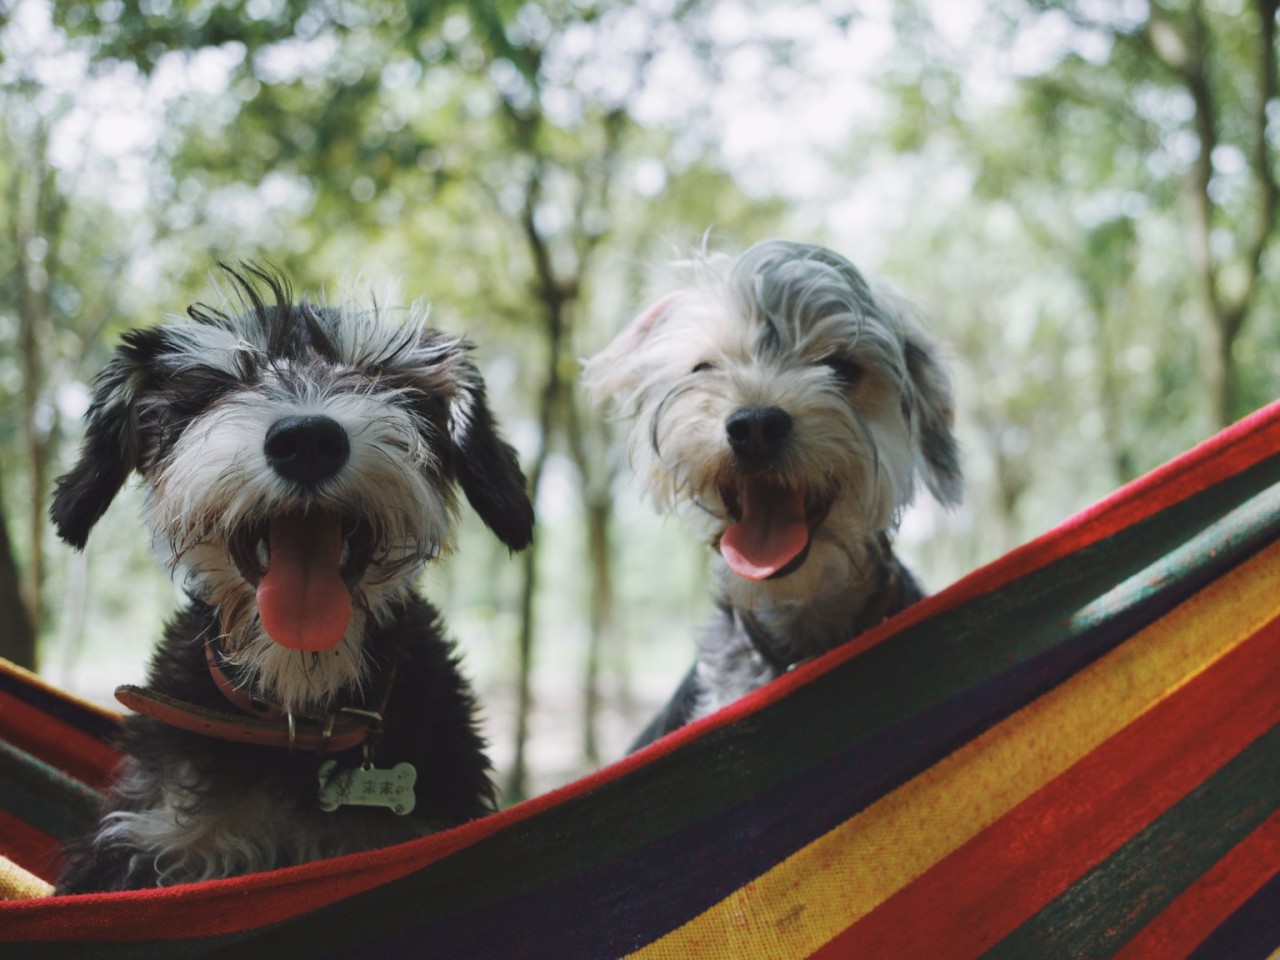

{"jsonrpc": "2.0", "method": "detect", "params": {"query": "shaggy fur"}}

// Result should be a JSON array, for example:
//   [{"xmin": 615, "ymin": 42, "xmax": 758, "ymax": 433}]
[
  {"xmin": 52, "ymin": 266, "xmax": 533, "ymax": 892},
  {"xmin": 584, "ymin": 240, "xmax": 962, "ymax": 748}
]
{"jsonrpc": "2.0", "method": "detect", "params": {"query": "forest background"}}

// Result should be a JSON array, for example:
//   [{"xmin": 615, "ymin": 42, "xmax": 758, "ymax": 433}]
[{"xmin": 2, "ymin": 0, "xmax": 1277, "ymax": 801}]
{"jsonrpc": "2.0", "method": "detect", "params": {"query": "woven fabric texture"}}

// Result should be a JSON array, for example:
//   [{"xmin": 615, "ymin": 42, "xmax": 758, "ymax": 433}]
[{"xmin": 1, "ymin": 399, "xmax": 1279, "ymax": 959}]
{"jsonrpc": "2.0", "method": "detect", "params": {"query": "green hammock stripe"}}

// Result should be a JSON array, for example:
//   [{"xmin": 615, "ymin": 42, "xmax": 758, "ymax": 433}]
[
  {"xmin": 983, "ymin": 720, "xmax": 1280, "ymax": 959},
  {"xmin": 0, "ymin": 740, "xmax": 102, "ymax": 844}
]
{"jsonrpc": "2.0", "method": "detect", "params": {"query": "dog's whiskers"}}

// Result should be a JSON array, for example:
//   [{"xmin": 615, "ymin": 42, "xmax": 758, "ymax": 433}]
[{"xmin": 585, "ymin": 239, "xmax": 963, "ymax": 749}]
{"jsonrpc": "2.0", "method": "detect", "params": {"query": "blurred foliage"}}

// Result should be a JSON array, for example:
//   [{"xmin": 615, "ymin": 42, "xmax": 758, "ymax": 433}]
[
  {"xmin": 872, "ymin": 0, "xmax": 1279, "ymax": 570},
  {"xmin": 1, "ymin": 0, "xmax": 1277, "ymax": 793}
]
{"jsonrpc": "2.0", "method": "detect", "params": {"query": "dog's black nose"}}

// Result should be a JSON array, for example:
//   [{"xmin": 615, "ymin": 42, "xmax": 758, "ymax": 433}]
[
  {"xmin": 726, "ymin": 406, "xmax": 793, "ymax": 462},
  {"xmin": 264, "ymin": 415, "xmax": 350, "ymax": 485}
]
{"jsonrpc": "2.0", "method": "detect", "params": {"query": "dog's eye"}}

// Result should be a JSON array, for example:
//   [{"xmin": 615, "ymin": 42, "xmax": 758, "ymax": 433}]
[
  {"xmin": 822, "ymin": 356, "xmax": 862, "ymax": 386},
  {"xmin": 692, "ymin": 361, "xmax": 717, "ymax": 374}
]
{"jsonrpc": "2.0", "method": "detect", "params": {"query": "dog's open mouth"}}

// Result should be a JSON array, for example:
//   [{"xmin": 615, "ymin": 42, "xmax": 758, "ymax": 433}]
[
  {"xmin": 718, "ymin": 479, "xmax": 832, "ymax": 581},
  {"xmin": 230, "ymin": 514, "xmax": 373, "ymax": 652}
]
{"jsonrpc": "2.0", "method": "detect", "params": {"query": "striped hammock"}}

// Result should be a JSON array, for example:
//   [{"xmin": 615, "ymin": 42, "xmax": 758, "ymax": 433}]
[{"xmin": 2, "ymin": 399, "xmax": 1279, "ymax": 959}]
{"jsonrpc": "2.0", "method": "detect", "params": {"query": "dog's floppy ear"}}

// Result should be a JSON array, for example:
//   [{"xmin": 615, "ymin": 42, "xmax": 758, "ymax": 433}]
[
  {"xmin": 50, "ymin": 328, "xmax": 167, "ymax": 549},
  {"xmin": 449, "ymin": 361, "xmax": 535, "ymax": 552},
  {"xmin": 903, "ymin": 334, "xmax": 963, "ymax": 508},
  {"xmin": 581, "ymin": 295, "xmax": 678, "ymax": 407}
]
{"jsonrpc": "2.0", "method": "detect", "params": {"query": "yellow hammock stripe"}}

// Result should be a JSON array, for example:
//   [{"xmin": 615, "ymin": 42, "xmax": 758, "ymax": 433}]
[
  {"xmin": 0, "ymin": 857, "xmax": 52, "ymax": 900},
  {"xmin": 628, "ymin": 539, "xmax": 1280, "ymax": 960}
]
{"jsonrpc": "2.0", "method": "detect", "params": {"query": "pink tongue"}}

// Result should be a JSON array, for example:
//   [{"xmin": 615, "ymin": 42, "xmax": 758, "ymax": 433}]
[
  {"xmin": 256, "ymin": 516, "xmax": 351, "ymax": 651},
  {"xmin": 720, "ymin": 480, "xmax": 809, "ymax": 581}
]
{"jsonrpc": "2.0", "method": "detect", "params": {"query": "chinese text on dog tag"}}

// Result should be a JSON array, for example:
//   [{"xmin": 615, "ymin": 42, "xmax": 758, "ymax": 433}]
[{"xmin": 318, "ymin": 760, "xmax": 417, "ymax": 815}]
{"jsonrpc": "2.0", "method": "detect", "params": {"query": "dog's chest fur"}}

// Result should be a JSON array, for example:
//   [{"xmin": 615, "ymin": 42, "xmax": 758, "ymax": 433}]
[
  {"xmin": 57, "ymin": 596, "xmax": 492, "ymax": 893},
  {"xmin": 631, "ymin": 543, "xmax": 925, "ymax": 748}
]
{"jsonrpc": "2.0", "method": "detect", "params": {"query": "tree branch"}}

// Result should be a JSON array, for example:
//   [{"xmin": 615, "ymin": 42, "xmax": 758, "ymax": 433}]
[{"xmin": 1227, "ymin": 0, "xmax": 1280, "ymax": 342}]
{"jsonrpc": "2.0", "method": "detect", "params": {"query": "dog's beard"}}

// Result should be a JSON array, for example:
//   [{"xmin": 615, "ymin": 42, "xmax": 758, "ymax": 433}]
[
  {"xmin": 716, "ymin": 477, "xmax": 827, "ymax": 581},
  {"xmin": 716, "ymin": 489, "xmax": 899, "ymax": 614},
  {"xmin": 621, "ymin": 377, "xmax": 915, "ymax": 624},
  {"xmin": 635, "ymin": 385, "xmax": 912, "ymax": 588},
  {"xmin": 143, "ymin": 391, "xmax": 454, "ymax": 712},
  {"xmin": 147, "ymin": 523, "xmax": 432, "ymax": 714}
]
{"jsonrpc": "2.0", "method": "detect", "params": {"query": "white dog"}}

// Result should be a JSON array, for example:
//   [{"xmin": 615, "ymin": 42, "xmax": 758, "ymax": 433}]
[{"xmin": 585, "ymin": 240, "xmax": 962, "ymax": 747}]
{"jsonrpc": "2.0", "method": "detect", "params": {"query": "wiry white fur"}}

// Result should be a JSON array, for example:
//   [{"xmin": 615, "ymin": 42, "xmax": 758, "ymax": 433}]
[
  {"xmin": 585, "ymin": 240, "xmax": 962, "ymax": 729},
  {"xmin": 585, "ymin": 243, "xmax": 956, "ymax": 612},
  {"xmin": 117, "ymin": 294, "xmax": 477, "ymax": 714},
  {"xmin": 97, "ymin": 758, "xmax": 433, "ymax": 886},
  {"xmin": 142, "ymin": 382, "xmax": 452, "ymax": 712}
]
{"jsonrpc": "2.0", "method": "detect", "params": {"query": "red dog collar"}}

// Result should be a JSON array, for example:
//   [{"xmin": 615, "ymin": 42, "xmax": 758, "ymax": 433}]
[
  {"xmin": 113, "ymin": 642, "xmax": 395, "ymax": 753},
  {"xmin": 114, "ymin": 684, "xmax": 375, "ymax": 752}
]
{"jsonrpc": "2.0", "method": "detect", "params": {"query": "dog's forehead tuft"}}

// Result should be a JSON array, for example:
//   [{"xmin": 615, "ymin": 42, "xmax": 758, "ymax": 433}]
[
  {"xmin": 158, "ymin": 322, "xmax": 260, "ymax": 380},
  {"xmin": 725, "ymin": 242, "xmax": 908, "ymax": 375},
  {"xmin": 645, "ymin": 290, "xmax": 746, "ymax": 365},
  {"xmin": 171, "ymin": 291, "xmax": 462, "ymax": 388}
]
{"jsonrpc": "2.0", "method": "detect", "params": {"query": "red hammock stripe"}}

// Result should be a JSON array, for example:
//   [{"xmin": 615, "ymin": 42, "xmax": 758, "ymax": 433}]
[
  {"xmin": 0, "ymin": 687, "xmax": 119, "ymax": 790},
  {"xmin": 810, "ymin": 612, "xmax": 1280, "ymax": 960},
  {"xmin": 1111, "ymin": 809, "xmax": 1280, "ymax": 960},
  {"xmin": 0, "ymin": 808, "xmax": 60, "ymax": 882}
]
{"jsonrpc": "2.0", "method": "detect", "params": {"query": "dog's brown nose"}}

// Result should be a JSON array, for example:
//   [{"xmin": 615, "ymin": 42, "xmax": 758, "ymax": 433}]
[
  {"xmin": 726, "ymin": 406, "xmax": 792, "ymax": 462},
  {"xmin": 264, "ymin": 415, "xmax": 350, "ymax": 486}
]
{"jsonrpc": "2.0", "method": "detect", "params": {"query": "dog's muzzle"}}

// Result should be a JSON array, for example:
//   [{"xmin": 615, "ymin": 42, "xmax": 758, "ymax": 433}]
[
  {"xmin": 717, "ymin": 405, "xmax": 814, "ymax": 581},
  {"xmin": 250, "ymin": 415, "xmax": 356, "ymax": 652}
]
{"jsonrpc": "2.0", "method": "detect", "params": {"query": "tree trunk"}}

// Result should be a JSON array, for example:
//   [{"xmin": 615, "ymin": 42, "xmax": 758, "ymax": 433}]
[
  {"xmin": 10, "ymin": 116, "xmax": 68, "ymax": 645},
  {"xmin": 1084, "ymin": 288, "xmax": 1138, "ymax": 485},
  {"xmin": 55, "ymin": 542, "xmax": 90, "ymax": 684},
  {"xmin": 0, "ymin": 474, "xmax": 37, "ymax": 668},
  {"xmin": 495, "ymin": 54, "xmax": 630, "ymax": 797},
  {"xmin": 1149, "ymin": 0, "xmax": 1278, "ymax": 428},
  {"xmin": 506, "ymin": 383, "xmax": 553, "ymax": 805},
  {"xmin": 508, "ymin": 524, "xmax": 540, "ymax": 803},
  {"xmin": 580, "ymin": 494, "xmax": 613, "ymax": 766},
  {"xmin": 1204, "ymin": 314, "xmax": 1237, "ymax": 429},
  {"xmin": 16, "ymin": 220, "xmax": 50, "ymax": 637}
]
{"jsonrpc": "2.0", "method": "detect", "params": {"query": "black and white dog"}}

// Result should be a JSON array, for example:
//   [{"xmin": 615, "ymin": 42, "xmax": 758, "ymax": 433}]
[
  {"xmin": 584, "ymin": 240, "xmax": 962, "ymax": 748},
  {"xmin": 52, "ymin": 266, "xmax": 533, "ymax": 892}
]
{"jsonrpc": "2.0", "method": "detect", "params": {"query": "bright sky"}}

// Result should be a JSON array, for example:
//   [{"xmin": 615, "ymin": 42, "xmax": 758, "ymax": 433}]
[
  {"xmin": 1, "ymin": 0, "xmax": 1098, "ymax": 272},
  {"xmin": 0, "ymin": 1, "xmax": 984, "ymax": 200}
]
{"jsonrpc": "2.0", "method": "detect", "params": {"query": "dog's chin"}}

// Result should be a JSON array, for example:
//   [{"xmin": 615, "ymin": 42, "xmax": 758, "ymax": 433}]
[
  {"xmin": 716, "ymin": 532, "xmax": 859, "ymax": 616},
  {"xmin": 220, "ymin": 611, "xmax": 370, "ymax": 714},
  {"xmin": 206, "ymin": 514, "xmax": 381, "ymax": 709}
]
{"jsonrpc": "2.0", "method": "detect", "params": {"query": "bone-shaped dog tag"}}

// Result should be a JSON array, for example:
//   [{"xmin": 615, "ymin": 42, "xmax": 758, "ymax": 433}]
[{"xmin": 318, "ymin": 760, "xmax": 417, "ymax": 815}]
